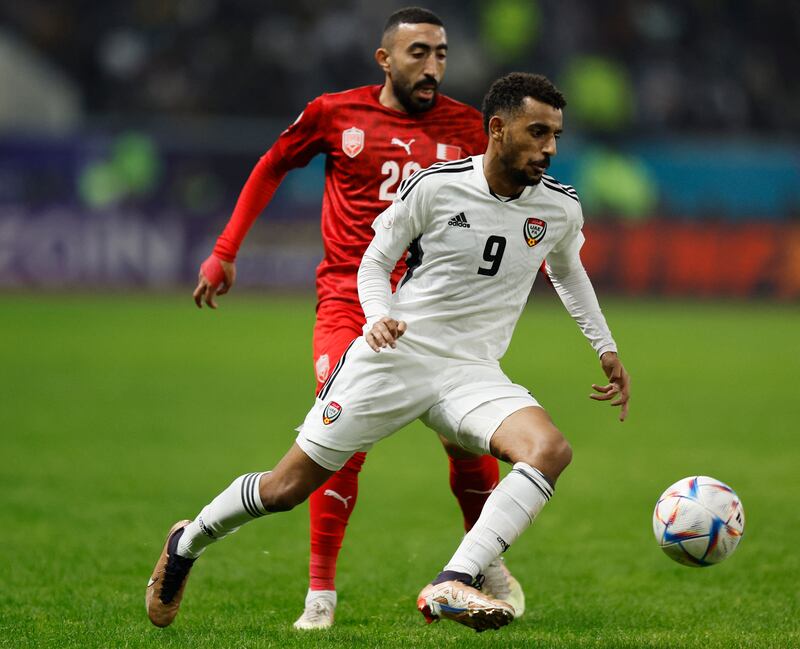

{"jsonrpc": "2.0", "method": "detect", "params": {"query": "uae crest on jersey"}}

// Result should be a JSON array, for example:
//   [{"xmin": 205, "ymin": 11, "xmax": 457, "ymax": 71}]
[
  {"xmin": 323, "ymin": 401, "xmax": 342, "ymax": 425},
  {"xmin": 342, "ymin": 127, "xmax": 364, "ymax": 158},
  {"xmin": 524, "ymin": 217, "xmax": 547, "ymax": 247}
]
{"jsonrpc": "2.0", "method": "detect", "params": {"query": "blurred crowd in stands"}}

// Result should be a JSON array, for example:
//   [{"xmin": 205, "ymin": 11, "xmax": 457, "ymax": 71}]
[
  {"xmin": 1, "ymin": 0, "xmax": 798, "ymax": 246},
  {"xmin": 2, "ymin": 0, "xmax": 798, "ymax": 135}
]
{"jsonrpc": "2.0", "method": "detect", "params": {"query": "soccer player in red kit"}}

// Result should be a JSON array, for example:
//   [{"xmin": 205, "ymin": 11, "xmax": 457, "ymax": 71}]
[{"xmin": 192, "ymin": 7, "xmax": 523, "ymax": 628}]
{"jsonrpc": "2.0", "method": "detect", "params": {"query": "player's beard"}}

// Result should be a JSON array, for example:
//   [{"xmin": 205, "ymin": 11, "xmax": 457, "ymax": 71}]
[
  {"xmin": 392, "ymin": 74, "xmax": 438, "ymax": 114},
  {"xmin": 500, "ymin": 135, "xmax": 548, "ymax": 186},
  {"xmin": 509, "ymin": 164, "xmax": 543, "ymax": 187}
]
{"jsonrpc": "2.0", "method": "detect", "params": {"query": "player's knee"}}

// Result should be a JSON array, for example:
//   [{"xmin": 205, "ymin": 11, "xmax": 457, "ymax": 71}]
[
  {"xmin": 515, "ymin": 427, "xmax": 572, "ymax": 480},
  {"xmin": 549, "ymin": 436, "xmax": 573, "ymax": 473},
  {"xmin": 537, "ymin": 431, "xmax": 571, "ymax": 473}
]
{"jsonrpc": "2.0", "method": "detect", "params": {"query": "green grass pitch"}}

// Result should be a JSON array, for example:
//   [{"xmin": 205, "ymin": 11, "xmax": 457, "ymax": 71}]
[{"xmin": 1, "ymin": 293, "xmax": 798, "ymax": 648}]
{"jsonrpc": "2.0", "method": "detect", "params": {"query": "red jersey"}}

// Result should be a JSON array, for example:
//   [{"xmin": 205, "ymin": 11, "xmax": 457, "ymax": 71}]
[{"xmin": 213, "ymin": 85, "xmax": 487, "ymax": 307}]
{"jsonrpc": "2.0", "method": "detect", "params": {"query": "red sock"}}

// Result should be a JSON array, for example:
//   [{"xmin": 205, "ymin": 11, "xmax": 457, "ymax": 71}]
[
  {"xmin": 449, "ymin": 455, "xmax": 500, "ymax": 531},
  {"xmin": 308, "ymin": 452, "xmax": 367, "ymax": 591}
]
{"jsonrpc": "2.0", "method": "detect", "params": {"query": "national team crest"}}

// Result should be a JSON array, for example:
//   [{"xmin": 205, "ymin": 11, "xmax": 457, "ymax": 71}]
[
  {"xmin": 436, "ymin": 142, "xmax": 462, "ymax": 161},
  {"xmin": 524, "ymin": 217, "xmax": 547, "ymax": 247},
  {"xmin": 322, "ymin": 401, "xmax": 342, "ymax": 425},
  {"xmin": 342, "ymin": 127, "xmax": 364, "ymax": 158}
]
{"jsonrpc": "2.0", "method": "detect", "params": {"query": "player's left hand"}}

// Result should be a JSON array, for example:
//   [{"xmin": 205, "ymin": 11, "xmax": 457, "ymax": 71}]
[
  {"xmin": 591, "ymin": 351, "xmax": 630, "ymax": 421},
  {"xmin": 365, "ymin": 316, "xmax": 407, "ymax": 352},
  {"xmin": 193, "ymin": 255, "xmax": 236, "ymax": 309}
]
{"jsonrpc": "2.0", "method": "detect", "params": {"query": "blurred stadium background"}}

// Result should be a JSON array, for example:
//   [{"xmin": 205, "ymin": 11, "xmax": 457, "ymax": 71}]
[{"xmin": 2, "ymin": 0, "xmax": 799, "ymax": 296}]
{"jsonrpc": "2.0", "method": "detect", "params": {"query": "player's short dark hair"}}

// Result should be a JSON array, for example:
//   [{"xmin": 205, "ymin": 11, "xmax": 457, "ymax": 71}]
[
  {"xmin": 383, "ymin": 7, "xmax": 444, "ymax": 35},
  {"xmin": 482, "ymin": 72, "xmax": 567, "ymax": 132}
]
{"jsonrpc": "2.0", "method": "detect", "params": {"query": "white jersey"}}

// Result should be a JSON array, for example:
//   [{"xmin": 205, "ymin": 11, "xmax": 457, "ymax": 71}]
[{"xmin": 361, "ymin": 155, "xmax": 615, "ymax": 362}]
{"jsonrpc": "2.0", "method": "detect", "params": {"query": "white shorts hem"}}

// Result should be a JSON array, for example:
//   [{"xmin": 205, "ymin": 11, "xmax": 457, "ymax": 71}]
[
  {"xmin": 295, "ymin": 435, "xmax": 356, "ymax": 472},
  {"xmin": 456, "ymin": 396, "xmax": 541, "ymax": 455}
]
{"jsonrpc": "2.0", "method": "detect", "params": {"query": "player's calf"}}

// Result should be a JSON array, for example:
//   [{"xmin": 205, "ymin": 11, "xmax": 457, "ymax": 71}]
[{"xmin": 258, "ymin": 445, "xmax": 336, "ymax": 512}]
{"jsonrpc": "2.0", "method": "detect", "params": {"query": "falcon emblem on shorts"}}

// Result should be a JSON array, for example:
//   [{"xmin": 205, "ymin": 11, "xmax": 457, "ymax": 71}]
[
  {"xmin": 342, "ymin": 127, "xmax": 364, "ymax": 158},
  {"xmin": 315, "ymin": 354, "xmax": 331, "ymax": 383},
  {"xmin": 524, "ymin": 217, "xmax": 547, "ymax": 247},
  {"xmin": 323, "ymin": 401, "xmax": 342, "ymax": 425}
]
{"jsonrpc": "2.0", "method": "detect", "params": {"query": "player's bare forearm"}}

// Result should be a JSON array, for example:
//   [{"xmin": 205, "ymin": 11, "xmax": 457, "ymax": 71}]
[
  {"xmin": 365, "ymin": 317, "xmax": 407, "ymax": 352},
  {"xmin": 589, "ymin": 351, "xmax": 631, "ymax": 421},
  {"xmin": 193, "ymin": 256, "xmax": 236, "ymax": 309}
]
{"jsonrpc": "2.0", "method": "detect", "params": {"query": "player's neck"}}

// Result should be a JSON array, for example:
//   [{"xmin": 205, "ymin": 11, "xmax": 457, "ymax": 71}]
[
  {"xmin": 378, "ymin": 83, "xmax": 407, "ymax": 113},
  {"xmin": 482, "ymin": 152, "xmax": 525, "ymax": 197}
]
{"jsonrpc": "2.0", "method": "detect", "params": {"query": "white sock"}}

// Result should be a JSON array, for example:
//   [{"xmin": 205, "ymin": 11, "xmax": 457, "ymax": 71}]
[
  {"xmin": 177, "ymin": 472, "xmax": 268, "ymax": 559},
  {"xmin": 306, "ymin": 589, "xmax": 337, "ymax": 607},
  {"xmin": 443, "ymin": 462, "xmax": 554, "ymax": 577}
]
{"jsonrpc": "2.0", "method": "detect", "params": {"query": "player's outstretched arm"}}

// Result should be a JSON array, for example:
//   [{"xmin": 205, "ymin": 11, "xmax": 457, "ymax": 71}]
[
  {"xmin": 193, "ymin": 255, "xmax": 236, "ymax": 309},
  {"xmin": 191, "ymin": 99, "xmax": 326, "ymax": 310},
  {"xmin": 590, "ymin": 351, "xmax": 631, "ymax": 421}
]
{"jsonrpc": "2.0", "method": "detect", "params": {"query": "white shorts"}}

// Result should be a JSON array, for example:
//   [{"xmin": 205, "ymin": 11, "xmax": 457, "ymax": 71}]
[{"xmin": 295, "ymin": 337, "xmax": 540, "ymax": 471}]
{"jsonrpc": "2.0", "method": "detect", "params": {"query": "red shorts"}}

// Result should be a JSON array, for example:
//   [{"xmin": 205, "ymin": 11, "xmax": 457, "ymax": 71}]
[{"xmin": 312, "ymin": 300, "xmax": 364, "ymax": 392}]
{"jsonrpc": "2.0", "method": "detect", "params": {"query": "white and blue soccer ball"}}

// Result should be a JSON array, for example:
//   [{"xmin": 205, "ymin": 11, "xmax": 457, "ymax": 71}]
[{"xmin": 652, "ymin": 476, "xmax": 745, "ymax": 567}]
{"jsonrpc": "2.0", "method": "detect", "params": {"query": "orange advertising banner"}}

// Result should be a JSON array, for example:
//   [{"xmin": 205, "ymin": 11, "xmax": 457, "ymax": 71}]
[{"xmin": 581, "ymin": 221, "xmax": 800, "ymax": 299}]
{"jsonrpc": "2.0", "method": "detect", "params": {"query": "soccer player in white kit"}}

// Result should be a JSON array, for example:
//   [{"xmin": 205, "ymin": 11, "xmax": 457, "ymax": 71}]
[{"xmin": 146, "ymin": 72, "xmax": 631, "ymax": 632}]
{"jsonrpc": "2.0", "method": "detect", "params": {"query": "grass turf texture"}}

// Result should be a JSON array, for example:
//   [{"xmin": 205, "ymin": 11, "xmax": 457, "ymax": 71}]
[{"xmin": 1, "ymin": 293, "xmax": 798, "ymax": 648}]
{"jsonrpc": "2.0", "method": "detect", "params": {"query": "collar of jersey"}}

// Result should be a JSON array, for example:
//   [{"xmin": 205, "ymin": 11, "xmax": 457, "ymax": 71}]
[{"xmin": 489, "ymin": 187, "xmax": 523, "ymax": 202}]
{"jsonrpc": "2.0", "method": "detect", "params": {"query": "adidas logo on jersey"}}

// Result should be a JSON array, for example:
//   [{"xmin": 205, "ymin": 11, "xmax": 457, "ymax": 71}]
[{"xmin": 447, "ymin": 212, "xmax": 470, "ymax": 228}]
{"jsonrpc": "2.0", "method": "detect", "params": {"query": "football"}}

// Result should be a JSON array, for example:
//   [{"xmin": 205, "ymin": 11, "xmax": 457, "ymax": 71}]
[{"xmin": 652, "ymin": 476, "xmax": 745, "ymax": 567}]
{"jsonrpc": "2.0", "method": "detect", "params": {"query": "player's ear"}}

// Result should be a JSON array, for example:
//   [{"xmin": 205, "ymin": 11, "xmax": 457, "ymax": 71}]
[
  {"xmin": 375, "ymin": 47, "xmax": 391, "ymax": 73},
  {"xmin": 488, "ymin": 115, "xmax": 505, "ymax": 141}
]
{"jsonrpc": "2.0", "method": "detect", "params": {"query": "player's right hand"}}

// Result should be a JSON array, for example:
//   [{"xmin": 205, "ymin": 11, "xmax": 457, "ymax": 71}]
[
  {"xmin": 591, "ymin": 351, "xmax": 631, "ymax": 422},
  {"xmin": 365, "ymin": 316, "xmax": 407, "ymax": 352},
  {"xmin": 193, "ymin": 255, "xmax": 236, "ymax": 309}
]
